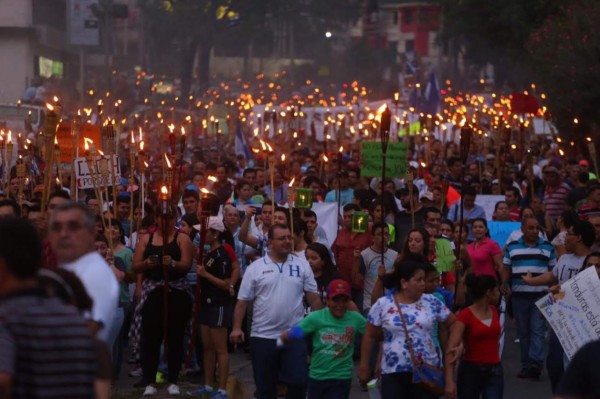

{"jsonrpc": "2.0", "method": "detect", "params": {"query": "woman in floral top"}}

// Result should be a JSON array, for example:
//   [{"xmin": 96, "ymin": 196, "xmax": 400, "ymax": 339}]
[{"xmin": 359, "ymin": 256, "xmax": 456, "ymax": 399}]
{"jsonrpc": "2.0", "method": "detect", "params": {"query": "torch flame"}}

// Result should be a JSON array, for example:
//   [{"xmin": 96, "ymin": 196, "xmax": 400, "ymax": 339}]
[
  {"xmin": 281, "ymin": 154, "xmax": 286, "ymax": 162},
  {"xmin": 160, "ymin": 185, "xmax": 169, "ymax": 197},
  {"xmin": 339, "ymin": 146, "xmax": 343, "ymax": 153},
  {"xmin": 131, "ymin": 130, "xmax": 135, "ymax": 144},
  {"xmin": 140, "ymin": 141, "xmax": 144, "ymax": 151},
  {"xmin": 200, "ymin": 188, "xmax": 210, "ymax": 194},
  {"xmin": 164, "ymin": 154, "xmax": 172, "ymax": 168},
  {"xmin": 46, "ymin": 103, "xmax": 54, "ymax": 112},
  {"xmin": 181, "ymin": 126, "xmax": 186, "ymax": 136},
  {"xmin": 259, "ymin": 139, "xmax": 267, "ymax": 151},
  {"xmin": 168, "ymin": 124, "xmax": 175, "ymax": 133},
  {"xmin": 7, "ymin": 131, "xmax": 12, "ymax": 144},
  {"xmin": 54, "ymin": 136, "xmax": 58, "ymax": 145},
  {"xmin": 288, "ymin": 177, "xmax": 295, "ymax": 187},
  {"xmin": 266, "ymin": 143, "xmax": 273, "ymax": 153},
  {"xmin": 323, "ymin": 155, "xmax": 329, "ymax": 163},
  {"xmin": 98, "ymin": 149, "xmax": 105, "ymax": 156}
]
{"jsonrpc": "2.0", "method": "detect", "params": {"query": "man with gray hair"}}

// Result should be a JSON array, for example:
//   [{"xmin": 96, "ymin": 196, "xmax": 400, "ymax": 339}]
[{"xmin": 48, "ymin": 202, "xmax": 119, "ymax": 344}]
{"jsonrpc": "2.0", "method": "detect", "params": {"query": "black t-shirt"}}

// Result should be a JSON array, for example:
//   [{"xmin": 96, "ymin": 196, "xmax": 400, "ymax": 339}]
[
  {"xmin": 556, "ymin": 339, "xmax": 600, "ymax": 398},
  {"xmin": 200, "ymin": 246, "xmax": 233, "ymax": 306}
]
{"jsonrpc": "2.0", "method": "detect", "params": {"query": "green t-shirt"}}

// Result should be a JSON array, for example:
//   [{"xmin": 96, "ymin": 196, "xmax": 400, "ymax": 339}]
[
  {"xmin": 114, "ymin": 247, "xmax": 133, "ymax": 304},
  {"xmin": 297, "ymin": 309, "xmax": 366, "ymax": 380}
]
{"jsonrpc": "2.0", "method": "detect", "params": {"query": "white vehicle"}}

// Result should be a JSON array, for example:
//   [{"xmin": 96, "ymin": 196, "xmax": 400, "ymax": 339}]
[{"xmin": 0, "ymin": 104, "xmax": 46, "ymax": 133}]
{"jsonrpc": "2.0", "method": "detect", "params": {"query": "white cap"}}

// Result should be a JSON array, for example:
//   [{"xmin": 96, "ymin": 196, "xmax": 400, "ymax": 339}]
[{"xmin": 207, "ymin": 216, "xmax": 225, "ymax": 232}]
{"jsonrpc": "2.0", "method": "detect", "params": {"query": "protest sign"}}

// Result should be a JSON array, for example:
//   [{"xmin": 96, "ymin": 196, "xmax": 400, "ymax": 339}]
[
  {"xmin": 74, "ymin": 155, "xmax": 121, "ymax": 189},
  {"xmin": 488, "ymin": 221, "xmax": 521, "ymax": 249},
  {"xmin": 536, "ymin": 267, "xmax": 600, "ymax": 360},
  {"xmin": 360, "ymin": 142, "xmax": 408, "ymax": 177},
  {"xmin": 475, "ymin": 195, "xmax": 505, "ymax": 220},
  {"xmin": 435, "ymin": 238, "xmax": 456, "ymax": 272}
]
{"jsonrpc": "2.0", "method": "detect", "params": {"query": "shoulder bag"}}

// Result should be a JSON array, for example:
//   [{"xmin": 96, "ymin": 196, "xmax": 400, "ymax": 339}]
[{"xmin": 393, "ymin": 295, "xmax": 445, "ymax": 397}]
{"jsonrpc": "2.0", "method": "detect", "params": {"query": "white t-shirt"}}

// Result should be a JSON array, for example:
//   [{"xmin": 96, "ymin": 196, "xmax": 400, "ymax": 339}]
[
  {"xmin": 61, "ymin": 251, "xmax": 119, "ymax": 343},
  {"xmin": 552, "ymin": 253, "xmax": 587, "ymax": 284},
  {"xmin": 238, "ymin": 253, "xmax": 318, "ymax": 339},
  {"xmin": 359, "ymin": 247, "xmax": 398, "ymax": 310}
]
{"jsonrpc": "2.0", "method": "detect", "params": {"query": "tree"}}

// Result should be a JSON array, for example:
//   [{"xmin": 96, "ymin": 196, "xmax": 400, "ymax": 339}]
[
  {"xmin": 439, "ymin": 0, "xmax": 561, "ymax": 88},
  {"xmin": 527, "ymin": 1, "xmax": 600, "ymax": 136}
]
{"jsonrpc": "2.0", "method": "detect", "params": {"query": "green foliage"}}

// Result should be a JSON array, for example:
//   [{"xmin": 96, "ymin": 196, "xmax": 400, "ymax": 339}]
[{"xmin": 527, "ymin": 1, "xmax": 600, "ymax": 134}]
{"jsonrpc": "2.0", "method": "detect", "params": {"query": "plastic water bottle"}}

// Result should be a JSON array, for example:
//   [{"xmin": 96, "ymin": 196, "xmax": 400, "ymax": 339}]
[{"xmin": 367, "ymin": 378, "xmax": 381, "ymax": 399}]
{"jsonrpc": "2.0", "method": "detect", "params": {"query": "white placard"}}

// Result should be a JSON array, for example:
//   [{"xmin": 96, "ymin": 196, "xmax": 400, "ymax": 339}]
[
  {"xmin": 68, "ymin": 0, "xmax": 100, "ymax": 46},
  {"xmin": 74, "ymin": 155, "xmax": 121, "ymax": 189},
  {"xmin": 536, "ymin": 267, "xmax": 600, "ymax": 360}
]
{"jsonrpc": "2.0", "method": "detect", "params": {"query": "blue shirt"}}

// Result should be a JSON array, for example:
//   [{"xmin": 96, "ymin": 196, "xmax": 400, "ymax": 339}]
[
  {"xmin": 447, "ymin": 201, "xmax": 486, "ymax": 242},
  {"xmin": 324, "ymin": 188, "xmax": 354, "ymax": 206}
]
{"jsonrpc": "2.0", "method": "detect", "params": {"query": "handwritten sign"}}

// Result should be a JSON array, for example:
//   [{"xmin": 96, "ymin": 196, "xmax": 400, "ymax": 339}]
[
  {"xmin": 360, "ymin": 142, "xmax": 408, "ymax": 177},
  {"xmin": 74, "ymin": 155, "xmax": 121, "ymax": 189},
  {"xmin": 536, "ymin": 267, "xmax": 600, "ymax": 360},
  {"xmin": 488, "ymin": 221, "xmax": 521, "ymax": 249}
]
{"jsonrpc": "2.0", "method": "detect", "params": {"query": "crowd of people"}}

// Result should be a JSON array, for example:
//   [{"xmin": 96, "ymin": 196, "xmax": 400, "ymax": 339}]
[{"xmin": 2, "ymin": 119, "xmax": 600, "ymax": 399}]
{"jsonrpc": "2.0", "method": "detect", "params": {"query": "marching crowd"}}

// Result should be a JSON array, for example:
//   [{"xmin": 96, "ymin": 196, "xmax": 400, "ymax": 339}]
[{"xmin": 1, "ymin": 133, "xmax": 600, "ymax": 399}]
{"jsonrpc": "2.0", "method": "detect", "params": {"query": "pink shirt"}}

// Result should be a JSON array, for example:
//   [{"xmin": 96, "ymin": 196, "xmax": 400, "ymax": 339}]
[{"xmin": 467, "ymin": 237, "xmax": 502, "ymax": 279}]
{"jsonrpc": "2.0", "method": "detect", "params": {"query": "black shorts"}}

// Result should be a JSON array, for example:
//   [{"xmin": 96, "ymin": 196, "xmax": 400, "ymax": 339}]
[{"xmin": 199, "ymin": 303, "xmax": 233, "ymax": 328}]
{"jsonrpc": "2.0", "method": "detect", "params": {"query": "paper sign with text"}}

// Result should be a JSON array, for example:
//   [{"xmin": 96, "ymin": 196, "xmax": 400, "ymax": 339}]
[
  {"xmin": 74, "ymin": 155, "xmax": 121, "ymax": 189},
  {"xmin": 536, "ymin": 267, "xmax": 600, "ymax": 360},
  {"xmin": 360, "ymin": 142, "xmax": 408, "ymax": 177}
]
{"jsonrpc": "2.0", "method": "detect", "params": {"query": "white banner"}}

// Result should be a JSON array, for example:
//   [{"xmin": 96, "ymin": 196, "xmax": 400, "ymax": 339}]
[
  {"xmin": 536, "ymin": 267, "xmax": 600, "ymax": 360},
  {"xmin": 67, "ymin": 0, "xmax": 100, "ymax": 46},
  {"xmin": 74, "ymin": 155, "xmax": 121, "ymax": 189}
]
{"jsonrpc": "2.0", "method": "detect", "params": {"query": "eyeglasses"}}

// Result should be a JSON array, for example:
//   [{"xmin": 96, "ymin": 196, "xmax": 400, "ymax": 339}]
[{"xmin": 49, "ymin": 221, "xmax": 85, "ymax": 233}]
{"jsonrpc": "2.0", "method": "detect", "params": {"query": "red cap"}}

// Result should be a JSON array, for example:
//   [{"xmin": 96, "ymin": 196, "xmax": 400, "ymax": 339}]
[
  {"xmin": 580, "ymin": 160, "xmax": 589, "ymax": 167},
  {"xmin": 327, "ymin": 279, "xmax": 351, "ymax": 299}
]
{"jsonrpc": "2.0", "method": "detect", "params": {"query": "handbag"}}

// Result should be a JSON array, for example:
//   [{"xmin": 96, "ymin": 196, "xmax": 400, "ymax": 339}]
[{"xmin": 393, "ymin": 295, "xmax": 445, "ymax": 397}]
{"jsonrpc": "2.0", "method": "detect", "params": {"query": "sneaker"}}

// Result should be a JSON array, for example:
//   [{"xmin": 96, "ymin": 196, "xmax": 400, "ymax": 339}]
[
  {"xmin": 187, "ymin": 386, "xmax": 214, "ymax": 396},
  {"xmin": 167, "ymin": 384, "xmax": 181, "ymax": 395},
  {"xmin": 129, "ymin": 367, "xmax": 142, "ymax": 377},
  {"xmin": 210, "ymin": 391, "xmax": 228, "ymax": 399},
  {"xmin": 143, "ymin": 385, "xmax": 158, "ymax": 397},
  {"xmin": 517, "ymin": 367, "xmax": 541, "ymax": 380}
]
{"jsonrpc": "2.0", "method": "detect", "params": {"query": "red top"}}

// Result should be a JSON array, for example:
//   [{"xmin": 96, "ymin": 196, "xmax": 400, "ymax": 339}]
[
  {"xmin": 467, "ymin": 237, "xmax": 502, "ymax": 279},
  {"xmin": 331, "ymin": 228, "xmax": 372, "ymax": 289},
  {"xmin": 457, "ymin": 306, "xmax": 501, "ymax": 364}
]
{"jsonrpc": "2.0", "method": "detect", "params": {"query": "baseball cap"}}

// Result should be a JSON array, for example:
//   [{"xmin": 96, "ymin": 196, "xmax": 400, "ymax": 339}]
[
  {"xmin": 327, "ymin": 279, "xmax": 351, "ymax": 299},
  {"xmin": 185, "ymin": 184, "xmax": 199, "ymax": 192},
  {"xmin": 543, "ymin": 165, "xmax": 560, "ymax": 174},
  {"xmin": 207, "ymin": 216, "xmax": 225, "ymax": 232},
  {"xmin": 580, "ymin": 160, "xmax": 589, "ymax": 167}
]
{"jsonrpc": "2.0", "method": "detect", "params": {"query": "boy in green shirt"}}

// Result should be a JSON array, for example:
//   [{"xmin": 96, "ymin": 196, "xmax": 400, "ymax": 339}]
[{"xmin": 281, "ymin": 279, "xmax": 366, "ymax": 399}]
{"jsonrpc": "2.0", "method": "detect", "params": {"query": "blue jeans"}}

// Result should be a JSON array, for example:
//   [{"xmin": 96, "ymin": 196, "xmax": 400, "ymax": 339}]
[
  {"xmin": 511, "ymin": 296, "xmax": 546, "ymax": 368},
  {"xmin": 250, "ymin": 337, "xmax": 308, "ymax": 399},
  {"xmin": 456, "ymin": 361, "xmax": 503, "ymax": 399},
  {"xmin": 307, "ymin": 378, "xmax": 351, "ymax": 399},
  {"xmin": 381, "ymin": 372, "xmax": 438, "ymax": 399}
]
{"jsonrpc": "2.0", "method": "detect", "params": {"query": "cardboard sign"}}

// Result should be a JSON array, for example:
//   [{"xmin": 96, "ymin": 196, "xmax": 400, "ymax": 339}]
[
  {"xmin": 56, "ymin": 122, "xmax": 102, "ymax": 164},
  {"xmin": 360, "ymin": 142, "xmax": 408, "ymax": 177},
  {"xmin": 536, "ymin": 267, "xmax": 600, "ymax": 360},
  {"xmin": 74, "ymin": 154, "xmax": 121, "ymax": 189}
]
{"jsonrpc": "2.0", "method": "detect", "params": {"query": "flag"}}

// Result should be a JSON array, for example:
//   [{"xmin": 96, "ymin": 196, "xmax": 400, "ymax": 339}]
[
  {"xmin": 234, "ymin": 121, "xmax": 252, "ymax": 160},
  {"xmin": 422, "ymin": 71, "xmax": 441, "ymax": 115}
]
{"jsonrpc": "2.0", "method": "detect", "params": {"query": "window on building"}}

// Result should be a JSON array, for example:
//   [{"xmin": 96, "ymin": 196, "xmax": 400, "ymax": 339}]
[
  {"xmin": 393, "ymin": 11, "xmax": 399, "ymax": 25},
  {"xmin": 405, "ymin": 40, "xmax": 414, "ymax": 53},
  {"xmin": 403, "ymin": 9, "xmax": 413, "ymax": 25}
]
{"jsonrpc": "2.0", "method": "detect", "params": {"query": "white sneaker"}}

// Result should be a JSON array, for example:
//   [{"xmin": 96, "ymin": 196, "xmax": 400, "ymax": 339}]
[
  {"xmin": 143, "ymin": 385, "xmax": 158, "ymax": 397},
  {"xmin": 167, "ymin": 384, "xmax": 181, "ymax": 396}
]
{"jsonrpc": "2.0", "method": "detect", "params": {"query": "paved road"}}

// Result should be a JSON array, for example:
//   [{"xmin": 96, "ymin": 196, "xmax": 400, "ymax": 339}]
[{"xmin": 116, "ymin": 319, "xmax": 553, "ymax": 398}]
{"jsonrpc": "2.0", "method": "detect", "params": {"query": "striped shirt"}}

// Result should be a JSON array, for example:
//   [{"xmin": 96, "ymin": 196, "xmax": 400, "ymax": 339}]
[
  {"xmin": 576, "ymin": 201, "xmax": 600, "ymax": 221},
  {"xmin": 544, "ymin": 182, "xmax": 571, "ymax": 222},
  {"xmin": 0, "ymin": 292, "xmax": 96, "ymax": 398},
  {"xmin": 503, "ymin": 237, "xmax": 557, "ymax": 297}
]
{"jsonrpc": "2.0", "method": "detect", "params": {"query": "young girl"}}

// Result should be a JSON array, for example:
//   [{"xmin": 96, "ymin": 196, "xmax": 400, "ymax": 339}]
[
  {"xmin": 188, "ymin": 217, "xmax": 239, "ymax": 399},
  {"xmin": 305, "ymin": 242, "xmax": 341, "ymax": 305},
  {"xmin": 445, "ymin": 274, "xmax": 503, "ymax": 399}
]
